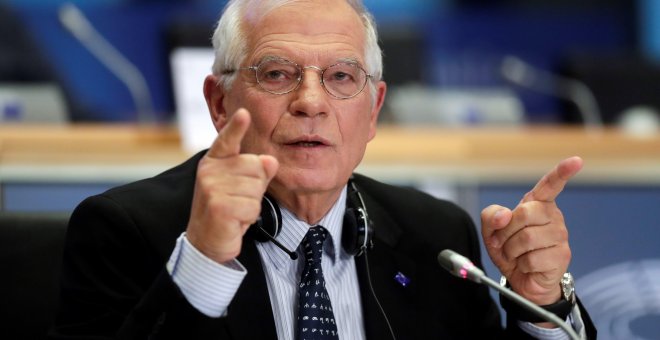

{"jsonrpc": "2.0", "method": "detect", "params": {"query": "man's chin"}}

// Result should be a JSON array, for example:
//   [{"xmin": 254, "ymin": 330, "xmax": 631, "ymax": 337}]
[{"xmin": 270, "ymin": 168, "xmax": 345, "ymax": 195}]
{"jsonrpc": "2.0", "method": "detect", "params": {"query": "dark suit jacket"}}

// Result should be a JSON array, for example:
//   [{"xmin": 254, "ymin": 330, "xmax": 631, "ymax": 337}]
[{"xmin": 50, "ymin": 151, "xmax": 596, "ymax": 339}]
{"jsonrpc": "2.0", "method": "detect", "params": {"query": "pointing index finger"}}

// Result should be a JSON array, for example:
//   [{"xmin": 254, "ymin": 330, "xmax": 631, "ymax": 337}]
[
  {"xmin": 523, "ymin": 156, "xmax": 583, "ymax": 203},
  {"xmin": 207, "ymin": 109, "xmax": 250, "ymax": 159}
]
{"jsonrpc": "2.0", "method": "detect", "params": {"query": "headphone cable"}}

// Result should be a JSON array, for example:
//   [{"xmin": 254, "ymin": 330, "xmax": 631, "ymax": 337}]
[{"xmin": 363, "ymin": 251, "xmax": 396, "ymax": 340}]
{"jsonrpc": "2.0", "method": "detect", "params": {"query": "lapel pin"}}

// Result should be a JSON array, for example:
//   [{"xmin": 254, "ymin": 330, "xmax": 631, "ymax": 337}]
[{"xmin": 394, "ymin": 271, "xmax": 411, "ymax": 287}]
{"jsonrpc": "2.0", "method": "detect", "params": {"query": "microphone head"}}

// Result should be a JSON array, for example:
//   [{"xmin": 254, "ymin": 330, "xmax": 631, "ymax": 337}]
[
  {"xmin": 58, "ymin": 3, "xmax": 92, "ymax": 38},
  {"xmin": 437, "ymin": 249, "xmax": 485, "ymax": 283},
  {"xmin": 500, "ymin": 56, "xmax": 532, "ymax": 85},
  {"xmin": 437, "ymin": 249, "xmax": 456, "ymax": 273}
]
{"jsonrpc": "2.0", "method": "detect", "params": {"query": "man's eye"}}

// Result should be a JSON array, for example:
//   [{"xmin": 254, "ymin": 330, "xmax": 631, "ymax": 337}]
[
  {"xmin": 330, "ymin": 72, "xmax": 354, "ymax": 82},
  {"xmin": 263, "ymin": 70, "xmax": 287, "ymax": 81}
]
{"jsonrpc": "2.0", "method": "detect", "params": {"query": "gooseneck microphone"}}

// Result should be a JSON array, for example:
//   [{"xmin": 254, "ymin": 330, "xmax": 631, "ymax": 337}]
[
  {"xmin": 58, "ymin": 3, "xmax": 155, "ymax": 123},
  {"xmin": 438, "ymin": 249, "xmax": 580, "ymax": 340},
  {"xmin": 500, "ymin": 55, "xmax": 603, "ymax": 133}
]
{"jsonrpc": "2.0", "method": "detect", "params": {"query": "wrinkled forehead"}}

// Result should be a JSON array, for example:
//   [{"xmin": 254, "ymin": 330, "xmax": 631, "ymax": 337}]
[{"xmin": 241, "ymin": 0, "xmax": 367, "ymax": 62}]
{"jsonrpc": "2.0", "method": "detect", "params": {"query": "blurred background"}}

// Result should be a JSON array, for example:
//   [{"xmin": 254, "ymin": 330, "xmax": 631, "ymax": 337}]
[
  {"xmin": 1, "ymin": 1, "xmax": 660, "ymax": 339},
  {"xmin": 1, "ymin": 0, "xmax": 659, "ymax": 127}
]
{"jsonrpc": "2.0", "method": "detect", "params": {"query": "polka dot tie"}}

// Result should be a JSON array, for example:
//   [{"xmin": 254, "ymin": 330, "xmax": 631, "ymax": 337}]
[{"xmin": 297, "ymin": 226, "xmax": 339, "ymax": 339}]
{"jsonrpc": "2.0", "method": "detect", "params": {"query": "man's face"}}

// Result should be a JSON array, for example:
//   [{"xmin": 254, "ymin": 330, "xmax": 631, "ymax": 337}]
[{"xmin": 214, "ymin": 0, "xmax": 386, "ymax": 200}]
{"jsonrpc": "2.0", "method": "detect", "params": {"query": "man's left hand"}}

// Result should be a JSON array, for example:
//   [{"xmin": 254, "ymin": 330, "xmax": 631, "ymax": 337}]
[{"xmin": 481, "ymin": 156, "xmax": 583, "ymax": 306}]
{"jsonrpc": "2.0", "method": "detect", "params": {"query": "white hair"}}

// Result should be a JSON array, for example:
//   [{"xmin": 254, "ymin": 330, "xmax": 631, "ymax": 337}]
[{"xmin": 210, "ymin": 0, "xmax": 383, "ymax": 97}]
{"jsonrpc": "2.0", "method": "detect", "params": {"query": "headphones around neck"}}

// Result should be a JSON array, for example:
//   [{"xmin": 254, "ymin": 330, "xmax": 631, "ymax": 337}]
[{"xmin": 248, "ymin": 179, "xmax": 374, "ymax": 259}]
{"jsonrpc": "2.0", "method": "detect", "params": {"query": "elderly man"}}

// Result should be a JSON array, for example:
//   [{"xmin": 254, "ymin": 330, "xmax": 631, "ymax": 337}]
[{"xmin": 51, "ymin": 0, "xmax": 596, "ymax": 339}]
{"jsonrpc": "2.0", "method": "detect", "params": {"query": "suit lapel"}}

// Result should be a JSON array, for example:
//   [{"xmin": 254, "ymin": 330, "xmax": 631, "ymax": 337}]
[
  {"xmin": 356, "ymin": 189, "xmax": 421, "ymax": 339},
  {"xmin": 224, "ymin": 237, "xmax": 278, "ymax": 339}
]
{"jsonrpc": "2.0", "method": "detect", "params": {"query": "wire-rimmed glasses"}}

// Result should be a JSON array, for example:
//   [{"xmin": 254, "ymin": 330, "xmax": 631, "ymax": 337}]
[{"xmin": 224, "ymin": 57, "xmax": 373, "ymax": 99}]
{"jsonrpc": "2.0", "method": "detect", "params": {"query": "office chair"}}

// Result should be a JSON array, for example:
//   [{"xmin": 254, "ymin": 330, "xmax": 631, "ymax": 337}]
[{"xmin": 0, "ymin": 213, "xmax": 70, "ymax": 339}]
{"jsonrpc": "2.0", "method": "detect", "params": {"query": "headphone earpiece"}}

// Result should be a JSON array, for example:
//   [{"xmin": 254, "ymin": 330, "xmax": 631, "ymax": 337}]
[
  {"xmin": 342, "ymin": 181, "xmax": 373, "ymax": 256},
  {"xmin": 249, "ymin": 195, "xmax": 282, "ymax": 242},
  {"xmin": 250, "ymin": 180, "xmax": 373, "ymax": 257}
]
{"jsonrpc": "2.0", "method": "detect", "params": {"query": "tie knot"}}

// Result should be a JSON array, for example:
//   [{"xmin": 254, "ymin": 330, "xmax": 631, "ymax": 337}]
[{"xmin": 302, "ymin": 225, "xmax": 327, "ymax": 262}]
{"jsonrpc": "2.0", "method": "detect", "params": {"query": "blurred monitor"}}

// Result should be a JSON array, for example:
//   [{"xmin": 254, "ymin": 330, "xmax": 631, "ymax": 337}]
[
  {"xmin": 560, "ymin": 54, "xmax": 660, "ymax": 125},
  {"xmin": 0, "ymin": 83, "xmax": 68, "ymax": 123},
  {"xmin": 169, "ymin": 47, "xmax": 216, "ymax": 153}
]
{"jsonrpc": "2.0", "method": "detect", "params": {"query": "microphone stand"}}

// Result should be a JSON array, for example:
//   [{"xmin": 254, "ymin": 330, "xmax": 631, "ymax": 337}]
[
  {"xmin": 438, "ymin": 249, "xmax": 580, "ymax": 340},
  {"xmin": 58, "ymin": 3, "xmax": 155, "ymax": 123},
  {"xmin": 501, "ymin": 55, "xmax": 603, "ymax": 135},
  {"xmin": 480, "ymin": 275, "xmax": 580, "ymax": 340}
]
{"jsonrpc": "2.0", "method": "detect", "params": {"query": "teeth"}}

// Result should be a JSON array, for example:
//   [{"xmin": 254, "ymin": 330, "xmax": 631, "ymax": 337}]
[{"xmin": 296, "ymin": 141, "xmax": 321, "ymax": 147}]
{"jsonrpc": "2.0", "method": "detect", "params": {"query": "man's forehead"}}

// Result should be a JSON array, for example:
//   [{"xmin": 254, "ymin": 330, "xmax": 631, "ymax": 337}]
[
  {"xmin": 243, "ymin": 1, "xmax": 366, "ymax": 65},
  {"xmin": 243, "ymin": 0, "xmax": 363, "ymax": 39}
]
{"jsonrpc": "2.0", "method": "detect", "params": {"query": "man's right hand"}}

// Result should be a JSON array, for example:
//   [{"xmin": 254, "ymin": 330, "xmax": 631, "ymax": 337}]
[{"xmin": 186, "ymin": 108, "xmax": 279, "ymax": 264}]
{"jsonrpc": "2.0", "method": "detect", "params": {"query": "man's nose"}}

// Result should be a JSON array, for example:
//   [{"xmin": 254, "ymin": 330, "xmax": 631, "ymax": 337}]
[
  {"xmin": 299, "ymin": 66, "xmax": 326, "ymax": 95},
  {"xmin": 289, "ymin": 67, "xmax": 328, "ymax": 117}
]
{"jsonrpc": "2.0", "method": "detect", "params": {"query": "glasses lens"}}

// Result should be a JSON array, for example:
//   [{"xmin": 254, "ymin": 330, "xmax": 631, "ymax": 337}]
[
  {"xmin": 323, "ymin": 63, "xmax": 367, "ymax": 98},
  {"xmin": 256, "ymin": 59, "xmax": 300, "ymax": 94}
]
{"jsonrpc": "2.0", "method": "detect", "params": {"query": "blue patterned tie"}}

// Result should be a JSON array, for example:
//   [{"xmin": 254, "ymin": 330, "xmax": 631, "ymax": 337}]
[{"xmin": 297, "ymin": 226, "xmax": 339, "ymax": 339}]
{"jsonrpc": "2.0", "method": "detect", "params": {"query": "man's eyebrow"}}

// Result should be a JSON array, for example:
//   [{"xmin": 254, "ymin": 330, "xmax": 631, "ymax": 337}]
[
  {"xmin": 251, "ymin": 55, "xmax": 290, "ymax": 65},
  {"xmin": 250, "ymin": 55, "xmax": 364, "ymax": 67},
  {"xmin": 335, "ymin": 57, "xmax": 361, "ymax": 66},
  {"xmin": 335, "ymin": 58, "xmax": 370, "ymax": 71}
]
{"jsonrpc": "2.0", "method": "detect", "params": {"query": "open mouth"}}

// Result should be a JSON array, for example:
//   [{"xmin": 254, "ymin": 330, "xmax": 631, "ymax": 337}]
[
  {"xmin": 290, "ymin": 141, "xmax": 324, "ymax": 147},
  {"xmin": 285, "ymin": 136, "xmax": 330, "ymax": 148}
]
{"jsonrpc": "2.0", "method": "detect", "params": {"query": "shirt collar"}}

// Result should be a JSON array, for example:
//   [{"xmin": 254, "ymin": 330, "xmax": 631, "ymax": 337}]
[{"xmin": 265, "ymin": 186, "xmax": 347, "ymax": 269}]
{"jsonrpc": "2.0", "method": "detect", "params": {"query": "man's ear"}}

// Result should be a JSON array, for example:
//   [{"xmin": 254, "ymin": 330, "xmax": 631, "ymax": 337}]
[
  {"xmin": 367, "ymin": 80, "xmax": 387, "ymax": 142},
  {"xmin": 203, "ymin": 74, "xmax": 227, "ymax": 132}
]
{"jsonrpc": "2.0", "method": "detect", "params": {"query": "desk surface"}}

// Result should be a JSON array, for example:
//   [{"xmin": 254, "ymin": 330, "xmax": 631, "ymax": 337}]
[{"xmin": 1, "ymin": 124, "xmax": 659, "ymax": 184}]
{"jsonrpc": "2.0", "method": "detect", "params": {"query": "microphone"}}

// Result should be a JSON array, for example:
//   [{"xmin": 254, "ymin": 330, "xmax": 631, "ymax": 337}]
[
  {"xmin": 437, "ymin": 248, "xmax": 486, "ymax": 282},
  {"xmin": 255, "ymin": 224, "xmax": 298, "ymax": 260},
  {"xmin": 58, "ymin": 3, "xmax": 155, "ymax": 123},
  {"xmin": 437, "ymin": 249, "xmax": 580, "ymax": 340},
  {"xmin": 500, "ymin": 55, "xmax": 603, "ymax": 132}
]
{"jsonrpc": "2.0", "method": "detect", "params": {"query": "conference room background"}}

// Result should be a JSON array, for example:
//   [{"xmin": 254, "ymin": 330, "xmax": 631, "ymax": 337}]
[{"xmin": 3, "ymin": 1, "xmax": 660, "ymax": 339}]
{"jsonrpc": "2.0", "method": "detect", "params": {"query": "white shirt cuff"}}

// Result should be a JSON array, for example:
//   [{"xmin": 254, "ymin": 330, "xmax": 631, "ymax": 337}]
[
  {"xmin": 517, "ymin": 305, "xmax": 586, "ymax": 339},
  {"xmin": 166, "ymin": 233, "xmax": 247, "ymax": 317}
]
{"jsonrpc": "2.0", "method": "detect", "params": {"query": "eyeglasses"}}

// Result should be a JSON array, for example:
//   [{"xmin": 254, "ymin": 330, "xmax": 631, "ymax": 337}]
[{"xmin": 224, "ymin": 57, "xmax": 373, "ymax": 99}]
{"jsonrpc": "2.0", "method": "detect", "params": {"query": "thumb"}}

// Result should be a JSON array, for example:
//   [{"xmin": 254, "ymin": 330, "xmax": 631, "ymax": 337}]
[
  {"xmin": 481, "ymin": 205, "xmax": 513, "ymax": 248},
  {"xmin": 259, "ymin": 155, "xmax": 279, "ymax": 182}
]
